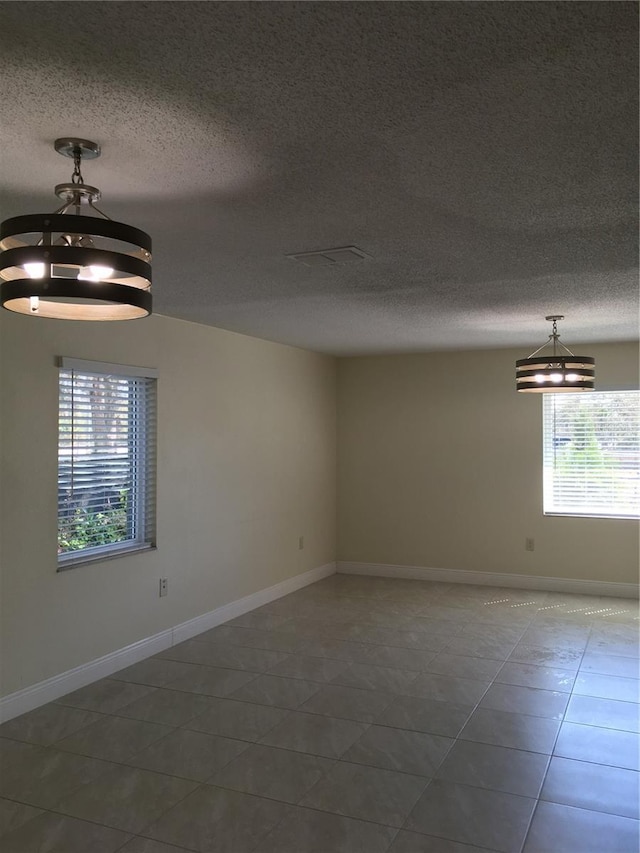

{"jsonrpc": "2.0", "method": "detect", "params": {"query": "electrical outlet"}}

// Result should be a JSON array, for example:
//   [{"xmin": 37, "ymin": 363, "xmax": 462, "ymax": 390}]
[
  {"xmin": 159, "ymin": 578, "xmax": 168, "ymax": 597},
  {"xmin": 525, "ymin": 538, "xmax": 535, "ymax": 552},
  {"xmin": 298, "ymin": 536, "xmax": 304, "ymax": 550}
]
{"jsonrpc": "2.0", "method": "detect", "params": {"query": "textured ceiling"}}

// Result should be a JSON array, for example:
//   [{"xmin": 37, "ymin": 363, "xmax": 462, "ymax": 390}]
[{"xmin": 0, "ymin": 2, "xmax": 637, "ymax": 354}]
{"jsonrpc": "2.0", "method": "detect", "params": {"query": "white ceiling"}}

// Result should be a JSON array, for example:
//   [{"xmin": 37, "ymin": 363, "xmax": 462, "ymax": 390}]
[{"xmin": 0, "ymin": 2, "xmax": 637, "ymax": 354}]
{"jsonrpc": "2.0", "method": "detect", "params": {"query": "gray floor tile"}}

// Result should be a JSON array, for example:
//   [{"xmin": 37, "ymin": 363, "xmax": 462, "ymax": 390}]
[
  {"xmin": 350, "ymin": 627, "xmax": 449, "ymax": 653},
  {"xmin": 310, "ymin": 638, "xmax": 393, "ymax": 664},
  {"xmin": 389, "ymin": 830, "xmax": 496, "ymax": 853},
  {"xmin": 267, "ymin": 654, "xmax": 349, "ymax": 682},
  {"xmin": 6, "ymin": 579, "xmax": 639, "ymax": 853},
  {"xmin": 508, "ymin": 644, "xmax": 583, "ymax": 671},
  {"xmin": 423, "ymin": 653, "xmax": 503, "ymax": 682},
  {"xmin": 330, "ymin": 662, "xmax": 420, "ymax": 692},
  {"xmin": 260, "ymin": 710, "xmax": 368, "ymax": 758},
  {"xmin": 458, "ymin": 623, "xmax": 525, "ymax": 645},
  {"xmin": 523, "ymin": 800, "xmax": 640, "ymax": 853},
  {"xmin": 554, "ymin": 721, "xmax": 640, "ymax": 770},
  {"xmin": 412, "ymin": 609, "xmax": 472, "ymax": 628},
  {"xmin": 573, "ymin": 672, "xmax": 640, "ymax": 703},
  {"xmin": 55, "ymin": 715, "xmax": 172, "ymax": 763},
  {"xmin": 0, "ymin": 812, "xmax": 130, "ymax": 853},
  {"xmin": 406, "ymin": 778, "xmax": 536, "ymax": 853},
  {"xmin": 283, "ymin": 618, "xmax": 338, "ymax": 640},
  {"xmin": 118, "ymin": 839, "xmax": 193, "ymax": 853},
  {"xmin": 495, "ymin": 662, "xmax": 576, "ymax": 693},
  {"xmin": 343, "ymin": 724, "xmax": 453, "ymax": 776},
  {"xmin": 351, "ymin": 613, "xmax": 412, "ymax": 631},
  {"xmin": 225, "ymin": 611, "xmax": 295, "ymax": 631},
  {"xmin": 0, "ymin": 799, "xmax": 43, "ymax": 837},
  {"xmin": 590, "ymin": 624, "xmax": 639, "ymax": 645},
  {"xmin": 231, "ymin": 674, "xmax": 322, "ymax": 709},
  {"xmin": 55, "ymin": 679, "xmax": 155, "ymax": 714},
  {"xmin": 355, "ymin": 645, "xmax": 439, "ymax": 671},
  {"xmin": 126, "ymin": 728, "xmax": 248, "ymax": 781},
  {"xmin": 519, "ymin": 627, "xmax": 590, "ymax": 652},
  {"xmin": 444, "ymin": 635, "xmax": 517, "ymax": 660},
  {"xmin": 197, "ymin": 624, "xmax": 305, "ymax": 653},
  {"xmin": 299, "ymin": 684, "xmax": 394, "ymax": 722},
  {"xmin": 376, "ymin": 695, "xmax": 473, "ymax": 737},
  {"xmin": 144, "ymin": 784, "xmax": 289, "ymax": 852},
  {"xmin": 460, "ymin": 708, "xmax": 561, "ymax": 753},
  {"xmin": 457, "ymin": 611, "xmax": 532, "ymax": 630},
  {"xmin": 111, "ymin": 657, "xmax": 201, "ymax": 688},
  {"xmin": 301, "ymin": 760, "xmax": 427, "ymax": 827},
  {"xmin": 163, "ymin": 664, "xmax": 257, "ymax": 698},
  {"xmin": 211, "ymin": 743, "xmax": 333, "ymax": 803},
  {"xmin": 54, "ymin": 764, "xmax": 198, "ymax": 834},
  {"xmin": 436, "ymin": 739, "xmax": 549, "ymax": 797},
  {"xmin": 541, "ymin": 755, "xmax": 640, "ymax": 819},
  {"xmin": 160, "ymin": 640, "xmax": 289, "ymax": 672},
  {"xmin": 406, "ymin": 673, "xmax": 491, "ymax": 705},
  {"xmin": 255, "ymin": 805, "xmax": 396, "ymax": 853},
  {"xmin": 0, "ymin": 703, "xmax": 104, "ymax": 746},
  {"xmin": 585, "ymin": 638, "xmax": 640, "ymax": 659},
  {"xmin": 0, "ymin": 739, "xmax": 109, "ymax": 809},
  {"xmin": 405, "ymin": 616, "xmax": 468, "ymax": 639},
  {"xmin": 478, "ymin": 683, "xmax": 569, "ymax": 719},
  {"xmin": 565, "ymin": 694, "xmax": 640, "ymax": 733},
  {"xmin": 185, "ymin": 697, "xmax": 288, "ymax": 741},
  {"xmin": 580, "ymin": 653, "xmax": 639, "ymax": 678},
  {"xmin": 115, "ymin": 688, "xmax": 215, "ymax": 726}
]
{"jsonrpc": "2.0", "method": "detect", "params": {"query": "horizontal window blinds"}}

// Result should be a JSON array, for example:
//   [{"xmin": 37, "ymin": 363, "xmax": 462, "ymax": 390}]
[
  {"xmin": 543, "ymin": 391, "xmax": 640, "ymax": 518},
  {"xmin": 58, "ymin": 367, "xmax": 156, "ymax": 561}
]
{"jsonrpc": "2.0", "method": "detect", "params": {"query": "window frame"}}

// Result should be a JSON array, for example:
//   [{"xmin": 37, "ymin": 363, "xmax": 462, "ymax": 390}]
[
  {"xmin": 57, "ymin": 357, "xmax": 157, "ymax": 570},
  {"xmin": 542, "ymin": 387, "xmax": 640, "ymax": 521}
]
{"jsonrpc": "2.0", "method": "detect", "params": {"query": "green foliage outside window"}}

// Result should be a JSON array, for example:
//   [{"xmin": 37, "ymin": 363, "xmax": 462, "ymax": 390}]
[{"xmin": 58, "ymin": 489, "xmax": 129, "ymax": 553}]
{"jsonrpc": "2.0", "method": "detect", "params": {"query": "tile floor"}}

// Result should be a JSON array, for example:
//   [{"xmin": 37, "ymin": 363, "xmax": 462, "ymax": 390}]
[{"xmin": 1, "ymin": 574, "xmax": 639, "ymax": 852}]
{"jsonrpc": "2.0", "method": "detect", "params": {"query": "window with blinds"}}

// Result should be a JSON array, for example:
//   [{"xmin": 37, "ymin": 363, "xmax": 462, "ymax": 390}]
[
  {"xmin": 58, "ymin": 358, "xmax": 157, "ymax": 567},
  {"xmin": 543, "ymin": 390, "xmax": 640, "ymax": 519}
]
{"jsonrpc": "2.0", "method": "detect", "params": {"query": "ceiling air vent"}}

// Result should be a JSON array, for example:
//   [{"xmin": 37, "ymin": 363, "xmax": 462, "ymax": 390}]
[{"xmin": 286, "ymin": 246, "xmax": 372, "ymax": 266}]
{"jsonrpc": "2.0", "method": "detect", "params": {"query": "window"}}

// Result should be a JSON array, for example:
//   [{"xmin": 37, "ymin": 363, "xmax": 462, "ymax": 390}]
[
  {"xmin": 58, "ymin": 358, "xmax": 157, "ymax": 567},
  {"xmin": 543, "ymin": 390, "xmax": 640, "ymax": 519}
]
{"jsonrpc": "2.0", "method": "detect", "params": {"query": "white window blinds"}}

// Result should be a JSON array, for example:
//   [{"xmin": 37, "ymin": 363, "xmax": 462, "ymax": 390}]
[
  {"xmin": 543, "ymin": 391, "xmax": 640, "ymax": 519},
  {"xmin": 58, "ymin": 359, "xmax": 157, "ymax": 565}
]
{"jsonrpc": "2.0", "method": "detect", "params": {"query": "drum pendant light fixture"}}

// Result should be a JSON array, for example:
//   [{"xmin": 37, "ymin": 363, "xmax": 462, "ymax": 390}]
[
  {"xmin": 516, "ymin": 315, "xmax": 595, "ymax": 393},
  {"xmin": 0, "ymin": 138, "xmax": 152, "ymax": 320}
]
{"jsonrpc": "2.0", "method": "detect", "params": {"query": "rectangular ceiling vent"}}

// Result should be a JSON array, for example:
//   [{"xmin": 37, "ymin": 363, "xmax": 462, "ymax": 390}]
[{"xmin": 286, "ymin": 246, "xmax": 372, "ymax": 266}]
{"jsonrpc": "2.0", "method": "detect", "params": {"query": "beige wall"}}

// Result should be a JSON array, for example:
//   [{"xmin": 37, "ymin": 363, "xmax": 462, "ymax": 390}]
[
  {"xmin": 0, "ymin": 313, "xmax": 336, "ymax": 697},
  {"xmin": 337, "ymin": 343, "xmax": 639, "ymax": 585},
  {"xmin": 2, "ymin": 320, "xmax": 637, "ymax": 698}
]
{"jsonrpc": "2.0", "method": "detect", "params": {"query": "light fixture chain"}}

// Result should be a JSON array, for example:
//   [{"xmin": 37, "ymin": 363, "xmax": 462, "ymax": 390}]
[
  {"xmin": 71, "ymin": 148, "xmax": 84, "ymax": 185},
  {"xmin": 550, "ymin": 316, "xmax": 560, "ymax": 357}
]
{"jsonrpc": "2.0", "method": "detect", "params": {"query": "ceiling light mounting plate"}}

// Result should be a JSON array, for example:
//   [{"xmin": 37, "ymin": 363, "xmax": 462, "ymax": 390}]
[
  {"xmin": 54, "ymin": 138, "xmax": 101, "ymax": 160},
  {"xmin": 54, "ymin": 182, "xmax": 101, "ymax": 203}
]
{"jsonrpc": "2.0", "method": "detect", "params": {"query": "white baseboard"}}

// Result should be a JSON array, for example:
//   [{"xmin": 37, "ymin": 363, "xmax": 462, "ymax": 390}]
[
  {"xmin": 337, "ymin": 561, "xmax": 639, "ymax": 599},
  {"xmin": 0, "ymin": 561, "xmax": 336, "ymax": 723}
]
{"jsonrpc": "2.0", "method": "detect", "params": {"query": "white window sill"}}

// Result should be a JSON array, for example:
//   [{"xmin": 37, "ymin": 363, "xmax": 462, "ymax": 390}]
[{"xmin": 57, "ymin": 543, "xmax": 156, "ymax": 572}]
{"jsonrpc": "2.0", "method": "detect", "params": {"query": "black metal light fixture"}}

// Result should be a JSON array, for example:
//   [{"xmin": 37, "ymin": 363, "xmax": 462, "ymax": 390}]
[
  {"xmin": 516, "ymin": 315, "xmax": 595, "ymax": 393},
  {"xmin": 0, "ymin": 138, "xmax": 152, "ymax": 320}
]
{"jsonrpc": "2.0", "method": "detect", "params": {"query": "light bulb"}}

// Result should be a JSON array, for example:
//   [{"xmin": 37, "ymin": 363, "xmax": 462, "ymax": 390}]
[
  {"xmin": 535, "ymin": 374, "xmax": 546, "ymax": 383},
  {"xmin": 90, "ymin": 265, "xmax": 113, "ymax": 278},
  {"xmin": 566, "ymin": 373, "xmax": 579, "ymax": 382},
  {"xmin": 78, "ymin": 265, "xmax": 114, "ymax": 281},
  {"xmin": 29, "ymin": 296, "xmax": 39, "ymax": 313},
  {"xmin": 550, "ymin": 373, "xmax": 563, "ymax": 383},
  {"xmin": 24, "ymin": 262, "xmax": 45, "ymax": 278}
]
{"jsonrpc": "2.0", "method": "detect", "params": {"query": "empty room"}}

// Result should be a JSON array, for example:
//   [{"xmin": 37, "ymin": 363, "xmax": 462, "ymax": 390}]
[{"xmin": 0, "ymin": 3, "xmax": 638, "ymax": 853}]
